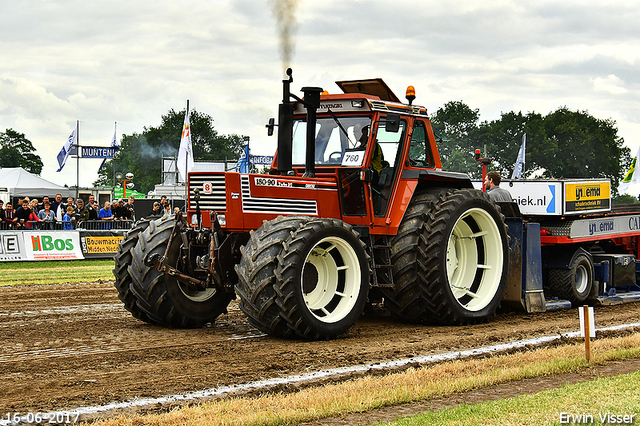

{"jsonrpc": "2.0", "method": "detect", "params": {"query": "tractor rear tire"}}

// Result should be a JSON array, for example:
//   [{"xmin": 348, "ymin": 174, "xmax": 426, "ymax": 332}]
[
  {"xmin": 547, "ymin": 250, "xmax": 594, "ymax": 307},
  {"xmin": 235, "ymin": 216, "xmax": 310, "ymax": 338},
  {"xmin": 422, "ymin": 189, "xmax": 509, "ymax": 325},
  {"xmin": 129, "ymin": 215, "xmax": 233, "ymax": 328},
  {"xmin": 381, "ymin": 188, "xmax": 451, "ymax": 323},
  {"xmin": 275, "ymin": 217, "xmax": 370, "ymax": 340},
  {"xmin": 113, "ymin": 218, "xmax": 153, "ymax": 323}
]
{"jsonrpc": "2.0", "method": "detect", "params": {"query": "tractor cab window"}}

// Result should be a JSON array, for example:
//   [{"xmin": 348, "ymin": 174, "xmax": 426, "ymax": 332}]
[
  {"xmin": 374, "ymin": 120, "xmax": 405, "ymax": 168},
  {"xmin": 408, "ymin": 120, "xmax": 435, "ymax": 168},
  {"xmin": 291, "ymin": 117, "xmax": 372, "ymax": 166}
]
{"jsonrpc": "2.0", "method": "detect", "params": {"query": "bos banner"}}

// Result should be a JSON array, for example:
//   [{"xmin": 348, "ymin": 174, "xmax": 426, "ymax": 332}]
[
  {"xmin": 0, "ymin": 230, "xmax": 125, "ymax": 262},
  {"xmin": 26, "ymin": 231, "xmax": 84, "ymax": 261}
]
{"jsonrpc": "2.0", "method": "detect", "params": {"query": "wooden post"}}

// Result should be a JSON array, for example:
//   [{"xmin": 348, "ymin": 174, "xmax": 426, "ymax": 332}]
[
  {"xmin": 584, "ymin": 306, "xmax": 591, "ymax": 363},
  {"xmin": 580, "ymin": 306, "xmax": 595, "ymax": 363}
]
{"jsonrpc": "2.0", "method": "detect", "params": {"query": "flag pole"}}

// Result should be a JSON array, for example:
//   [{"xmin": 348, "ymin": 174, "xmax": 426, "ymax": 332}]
[
  {"xmin": 76, "ymin": 120, "xmax": 80, "ymax": 199},
  {"xmin": 185, "ymin": 99, "xmax": 189, "ymax": 204},
  {"xmin": 112, "ymin": 122, "xmax": 117, "ymax": 202},
  {"xmin": 522, "ymin": 133, "xmax": 526, "ymax": 178}
]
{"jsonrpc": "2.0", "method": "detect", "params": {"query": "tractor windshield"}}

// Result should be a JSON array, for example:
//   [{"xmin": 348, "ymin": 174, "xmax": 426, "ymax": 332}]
[{"xmin": 291, "ymin": 116, "xmax": 372, "ymax": 166}]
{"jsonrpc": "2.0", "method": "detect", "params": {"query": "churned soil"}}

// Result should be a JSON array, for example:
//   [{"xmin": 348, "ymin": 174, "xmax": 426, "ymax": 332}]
[{"xmin": 1, "ymin": 282, "xmax": 639, "ymax": 423}]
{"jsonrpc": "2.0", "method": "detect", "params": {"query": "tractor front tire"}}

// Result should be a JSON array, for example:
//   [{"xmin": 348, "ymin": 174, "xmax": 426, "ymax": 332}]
[
  {"xmin": 129, "ymin": 215, "xmax": 233, "ymax": 327},
  {"xmin": 422, "ymin": 189, "xmax": 509, "ymax": 325},
  {"xmin": 113, "ymin": 218, "xmax": 153, "ymax": 323},
  {"xmin": 236, "ymin": 216, "xmax": 370, "ymax": 340},
  {"xmin": 275, "ymin": 217, "xmax": 370, "ymax": 340}
]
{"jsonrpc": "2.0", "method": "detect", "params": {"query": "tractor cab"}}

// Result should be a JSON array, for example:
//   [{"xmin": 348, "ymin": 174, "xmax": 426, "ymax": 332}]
[{"xmin": 270, "ymin": 71, "xmax": 443, "ymax": 233}]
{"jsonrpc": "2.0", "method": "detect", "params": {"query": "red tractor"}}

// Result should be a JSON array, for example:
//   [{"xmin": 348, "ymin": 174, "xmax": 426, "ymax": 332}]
[{"xmin": 114, "ymin": 69, "xmax": 509, "ymax": 340}]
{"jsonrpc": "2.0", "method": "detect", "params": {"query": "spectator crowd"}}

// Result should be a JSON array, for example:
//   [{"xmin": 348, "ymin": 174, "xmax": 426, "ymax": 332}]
[
  {"xmin": 2, "ymin": 194, "xmax": 128, "ymax": 230},
  {"xmin": 0, "ymin": 194, "xmax": 181, "ymax": 230}
]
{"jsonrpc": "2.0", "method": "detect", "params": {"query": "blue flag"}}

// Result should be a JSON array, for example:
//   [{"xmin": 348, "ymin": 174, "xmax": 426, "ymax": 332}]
[
  {"xmin": 56, "ymin": 128, "xmax": 77, "ymax": 172},
  {"xmin": 236, "ymin": 144, "xmax": 250, "ymax": 173}
]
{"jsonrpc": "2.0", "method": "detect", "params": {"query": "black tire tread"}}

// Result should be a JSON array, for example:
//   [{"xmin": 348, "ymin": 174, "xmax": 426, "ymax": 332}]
[
  {"xmin": 235, "ymin": 215, "xmax": 310, "ymax": 337},
  {"xmin": 547, "ymin": 268, "xmax": 576, "ymax": 299},
  {"xmin": 381, "ymin": 188, "xmax": 452, "ymax": 323},
  {"xmin": 547, "ymin": 253, "xmax": 593, "ymax": 306}
]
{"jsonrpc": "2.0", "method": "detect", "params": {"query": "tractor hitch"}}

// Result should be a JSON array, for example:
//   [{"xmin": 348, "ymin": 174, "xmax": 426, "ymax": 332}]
[{"xmin": 143, "ymin": 213, "xmax": 209, "ymax": 291}]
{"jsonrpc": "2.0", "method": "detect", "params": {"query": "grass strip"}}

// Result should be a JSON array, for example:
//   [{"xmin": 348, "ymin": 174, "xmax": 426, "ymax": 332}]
[
  {"xmin": 0, "ymin": 260, "xmax": 114, "ymax": 286},
  {"xmin": 385, "ymin": 370, "xmax": 640, "ymax": 426},
  {"xmin": 93, "ymin": 332, "xmax": 640, "ymax": 426}
]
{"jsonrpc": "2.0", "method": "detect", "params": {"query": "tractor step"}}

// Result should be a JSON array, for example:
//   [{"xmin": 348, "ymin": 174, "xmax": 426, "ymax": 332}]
[{"xmin": 369, "ymin": 236, "xmax": 395, "ymax": 288}]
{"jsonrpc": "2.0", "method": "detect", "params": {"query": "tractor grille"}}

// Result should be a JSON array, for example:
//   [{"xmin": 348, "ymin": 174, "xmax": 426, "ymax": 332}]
[
  {"xmin": 240, "ymin": 175, "xmax": 318, "ymax": 215},
  {"xmin": 189, "ymin": 174, "xmax": 227, "ymax": 212}
]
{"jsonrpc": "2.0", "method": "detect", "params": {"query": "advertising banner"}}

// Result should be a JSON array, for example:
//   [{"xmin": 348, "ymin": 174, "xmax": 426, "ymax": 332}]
[
  {"xmin": 564, "ymin": 180, "xmax": 611, "ymax": 214},
  {"xmin": 505, "ymin": 181, "xmax": 563, "ymax": 216},
  {"xmin": 473, "ymin": 179, "xmax": 610, "ymax": 216},
  {"xmin": 472, "ymin": 180, "xmax": 563, "ymax": 216},
  {"xmin": 0, "ymin": 233, "xmax": 27, "ymax": 262},
  {"xmin": 569, "ymin": 214, "xmax": 640, "ymax": 239},
  {"xmin": 24, "ymin": 231, "xmax": 84, "ymax": 261},
  {"xmin": 80, "ymin": 232, "xmax": 124, "ymax": 259}
]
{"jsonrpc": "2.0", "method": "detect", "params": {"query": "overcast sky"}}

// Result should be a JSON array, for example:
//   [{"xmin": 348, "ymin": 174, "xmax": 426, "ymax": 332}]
[{"xmin": 1, "ymin": 0, "xmax": 639, "ymax": 192}]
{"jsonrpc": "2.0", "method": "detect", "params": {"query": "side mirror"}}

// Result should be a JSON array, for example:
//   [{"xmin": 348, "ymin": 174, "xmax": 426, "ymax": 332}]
[
  {"xmin": 266, "ymin": 118, "xmax": 275, "ymax": 136},
  {"xmin": 385, "ymin": 113, "xmax": 400, "ymax": 133}
]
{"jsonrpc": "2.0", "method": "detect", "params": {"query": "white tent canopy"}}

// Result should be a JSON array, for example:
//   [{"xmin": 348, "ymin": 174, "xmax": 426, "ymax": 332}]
[{"xmin": 0, "ymin": 167, "xmax": 74, "ymax": 198}]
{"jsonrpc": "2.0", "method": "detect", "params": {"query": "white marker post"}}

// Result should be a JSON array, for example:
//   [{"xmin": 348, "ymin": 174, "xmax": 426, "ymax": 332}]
[{"xmin": 579, "ymin": 306, "xmax": 596, "ymax": 362}]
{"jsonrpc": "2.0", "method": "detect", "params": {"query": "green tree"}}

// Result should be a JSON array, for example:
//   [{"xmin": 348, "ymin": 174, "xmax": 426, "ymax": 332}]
[
  {"xmin": 0, "ymin": 129, "xmax": 44, "ymax": 175},
  {"xmin": 94, "ymin": 109, "xmax": 245, "ymax": 194},
  {"xmin": 475, "ymin": 111, "xmax": 545, "ymax": 179},
  {"xmin": 433, "ymin": 102, "xmax": 629, "ymax": 192},
  {"xmin": 540, "ymin": 108, "xmax": 628, "ymax": 189},
  {"xmin": 430, "ymin": 101, "xmax": 481, "ymax": 177},
  {"xmin": 613, "ymin": 194, "xmax": 639, "ymax": 205}
]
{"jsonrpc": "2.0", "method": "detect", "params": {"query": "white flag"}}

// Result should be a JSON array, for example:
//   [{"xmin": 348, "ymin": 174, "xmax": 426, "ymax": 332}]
[
  {"xmin": 100, "ymin": 123, "xmax": 119, "ymax": 170},
  {"xmin": 56, "ymin": 128, "xmax": 77, "ymax": 172},
  {"xmin": 511, "ymin": 133, "xmax": 526, "ymax": 179},
  {"xmin": 177, "ymin": 108, "xmax": 194, "ymax": 183},
  {"xmin": 619, "ymin": 146, "xmax": 640, "ymax": 193}
]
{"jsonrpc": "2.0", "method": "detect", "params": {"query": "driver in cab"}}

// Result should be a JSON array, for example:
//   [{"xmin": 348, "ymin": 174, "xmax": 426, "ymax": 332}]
[{"xmin": 358, "ymin": 125, "xmax": 384, "ymax": 180}]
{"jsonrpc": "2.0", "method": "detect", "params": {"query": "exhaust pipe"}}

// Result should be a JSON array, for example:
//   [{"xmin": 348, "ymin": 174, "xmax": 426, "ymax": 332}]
[
  {"xmin": 274, "ymin": 69, "xmax": 323, "ymax": 177},
  {"xmin": 277, "ymin": 69, "xmax": 294, "ymax": 173},
  {"xmin": 301, "ymin": 86, "xmax": 322, "ymax": 178}
]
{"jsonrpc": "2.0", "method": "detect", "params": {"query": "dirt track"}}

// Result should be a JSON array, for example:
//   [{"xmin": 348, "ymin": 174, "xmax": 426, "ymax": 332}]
[{"xmin": 1, "ymin": 282, "xmax": 640, "ymax": 420}]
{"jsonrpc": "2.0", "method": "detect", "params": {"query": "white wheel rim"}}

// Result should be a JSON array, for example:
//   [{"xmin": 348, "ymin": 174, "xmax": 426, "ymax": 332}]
[
  {"xmin": 575, "ymin": 264, "xmax": 589, "ymax": 294},
  {"xmin": 446, "ymin": 207, "xmax": 503, "ymax": 312},
  {"xmin": 301, "ymin": 236, "xmax": 361, "ymax": 323},
  {"xmin": 178, "ymin": 285, "xmax": 217, "ymax": 302}
]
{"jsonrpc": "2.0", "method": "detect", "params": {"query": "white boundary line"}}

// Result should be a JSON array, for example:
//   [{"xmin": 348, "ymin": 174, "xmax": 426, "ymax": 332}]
[{"xmin": 2, "ymin": 321, "xmax": 639, "ymax": 425}]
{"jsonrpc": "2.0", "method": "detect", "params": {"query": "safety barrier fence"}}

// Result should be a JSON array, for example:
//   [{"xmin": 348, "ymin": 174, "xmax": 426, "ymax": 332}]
[{"xmin": 0, "ymin": 219, "xmax": 135, "ymax": 231}]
